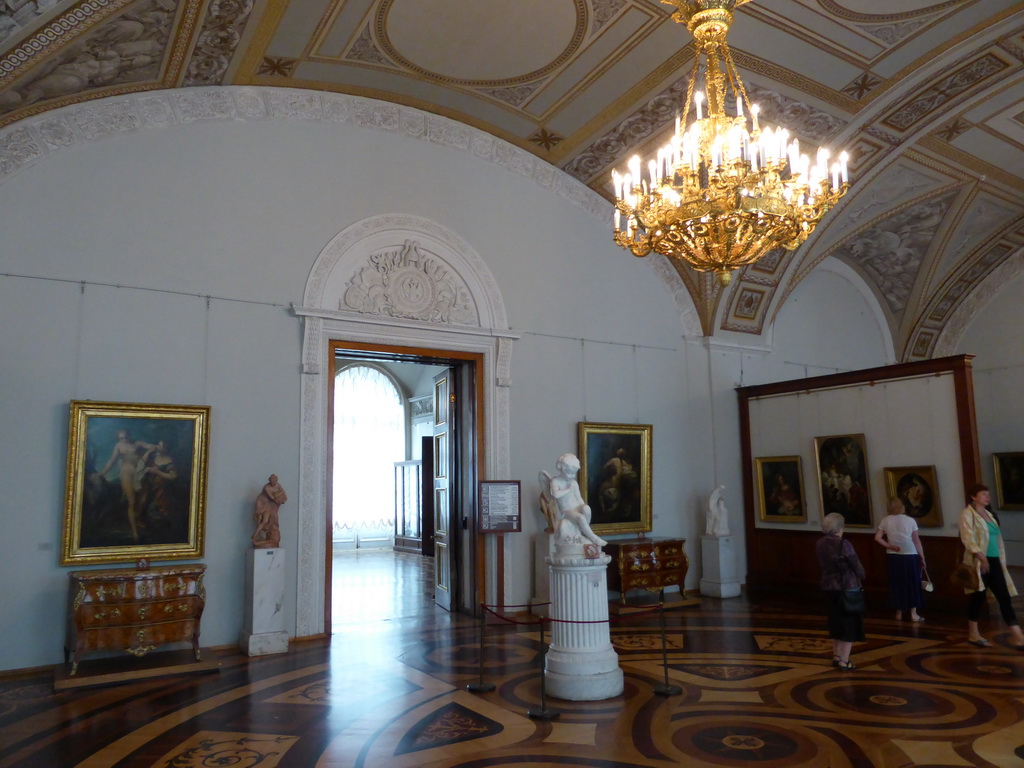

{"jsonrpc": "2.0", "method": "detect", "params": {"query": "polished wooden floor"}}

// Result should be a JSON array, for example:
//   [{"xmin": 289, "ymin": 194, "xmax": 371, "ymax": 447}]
[{"xmin": 4, "ymin": 550, "xmax": 1024, "ymax": 767}]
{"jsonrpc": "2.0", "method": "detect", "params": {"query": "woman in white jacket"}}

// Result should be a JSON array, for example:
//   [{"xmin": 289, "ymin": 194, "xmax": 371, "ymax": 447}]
[{"xmin": 959, "ymin": 483, "xmax": 1024, "ymax": 648}]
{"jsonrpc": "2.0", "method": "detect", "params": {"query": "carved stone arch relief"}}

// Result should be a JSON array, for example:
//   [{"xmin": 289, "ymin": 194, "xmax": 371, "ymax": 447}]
[{"xmin": 293, "ymin": 213, "xmax": 517, "ymax": 637}]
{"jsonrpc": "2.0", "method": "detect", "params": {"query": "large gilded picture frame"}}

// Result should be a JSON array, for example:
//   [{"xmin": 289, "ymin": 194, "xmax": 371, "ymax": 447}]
[
  {"xmin": 814, "ymin": 433, "xmax": 872, "ymax": 528},
  {"xmin": 61, "ymin": 400, "xmax": 211, "ymax": 566},
  {"xmin": 578, "ymin": 421, "xmax": 652, "ymax": 535}
]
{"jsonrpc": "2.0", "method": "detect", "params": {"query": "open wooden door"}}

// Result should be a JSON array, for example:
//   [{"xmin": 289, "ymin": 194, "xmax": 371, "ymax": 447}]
[{"xmin": 432, "ymin": 368, "xmax": 456, "ymax": 611}]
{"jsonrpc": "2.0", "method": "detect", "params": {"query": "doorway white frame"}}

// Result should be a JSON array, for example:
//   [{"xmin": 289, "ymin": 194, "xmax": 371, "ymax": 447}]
[{"xmin": 293, "ymin": 213, "xmax": 517, "ymax": 637}]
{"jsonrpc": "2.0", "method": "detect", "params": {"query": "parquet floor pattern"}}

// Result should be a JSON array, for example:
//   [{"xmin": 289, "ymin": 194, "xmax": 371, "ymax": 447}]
[{"xmin": 3, "ymin": 552, "xmax": 1024, "ymax": 767}]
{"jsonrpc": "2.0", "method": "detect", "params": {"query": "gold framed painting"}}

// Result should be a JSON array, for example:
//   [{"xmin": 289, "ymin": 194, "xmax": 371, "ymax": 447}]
[
  {"xmin": 884, "ymin": 465, "xmax": 943, "ymax": 527},
  {"xmin": 755, "ymin": 456, "xmax": 806, "ymax": 523},
  {"xmin": 61, "ymin": 401, "xmax": 211, "ymax": 566},
  {"xmin": 578, "ymin": 421, "xmax": 652, "ymax": 535},
  {"xmin": 814, "ymin": 433, "xmax": 872, "ymax": 527},
  {"xmin": 993, "ymin": 452, "xmax": 1024, "ymax": 510}
]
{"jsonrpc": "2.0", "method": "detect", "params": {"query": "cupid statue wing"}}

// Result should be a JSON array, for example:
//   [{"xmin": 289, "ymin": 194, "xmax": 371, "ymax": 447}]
[{"xmin": 538, "ymin": 470, "xmax": 556, "ymax": 533}]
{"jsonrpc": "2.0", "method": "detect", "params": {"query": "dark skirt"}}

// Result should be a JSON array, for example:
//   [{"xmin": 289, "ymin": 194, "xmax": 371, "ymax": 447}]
[
  {"xmin": 886, "ymin": 553, "xmax": 923, "ymax": 612},
  {"xmin": 825, "ymin": 590, "xmax": 865, "ymax": 642}
]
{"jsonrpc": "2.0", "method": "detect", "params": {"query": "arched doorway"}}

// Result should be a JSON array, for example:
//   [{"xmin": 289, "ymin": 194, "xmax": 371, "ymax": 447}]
[{"xmin": 294, "ymin": 213, "xmax": 516, "ymax": 638}]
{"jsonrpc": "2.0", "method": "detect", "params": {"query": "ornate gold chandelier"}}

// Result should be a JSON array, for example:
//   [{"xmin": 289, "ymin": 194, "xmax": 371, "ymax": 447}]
[{"xmin": 612, "ymin": 0, "xmax": 849, "ymax": 285}]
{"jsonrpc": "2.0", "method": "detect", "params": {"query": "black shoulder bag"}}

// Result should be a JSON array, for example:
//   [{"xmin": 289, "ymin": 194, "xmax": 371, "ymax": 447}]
[{"xmin": 839, "ymin": 551, "xmax": 865, "ymax": 614}]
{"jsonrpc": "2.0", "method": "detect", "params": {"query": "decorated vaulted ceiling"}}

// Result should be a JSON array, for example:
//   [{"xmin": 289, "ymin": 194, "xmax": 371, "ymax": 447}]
[{"xmin": 0, "ymin": 0, "xmax": 1022, "ymax": 359}]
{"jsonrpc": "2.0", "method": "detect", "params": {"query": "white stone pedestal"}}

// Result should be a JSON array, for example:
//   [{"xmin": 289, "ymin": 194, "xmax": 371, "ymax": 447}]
[
  {"xmin": 544, "ymin": 553, "xmax": 624, "ymax": 701},
  {"xmin": 240, "ymin": 548, "xmax": 289, "ymax": 656},
  {"xmin": 699, "ymin": 535, "xmax": 742, "ymax": 598}
]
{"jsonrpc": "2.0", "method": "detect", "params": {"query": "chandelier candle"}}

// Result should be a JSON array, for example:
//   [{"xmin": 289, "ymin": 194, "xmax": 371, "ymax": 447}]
[{"xmin": 612, "ymin": 0, "xmax": 850, "ymax": 285}]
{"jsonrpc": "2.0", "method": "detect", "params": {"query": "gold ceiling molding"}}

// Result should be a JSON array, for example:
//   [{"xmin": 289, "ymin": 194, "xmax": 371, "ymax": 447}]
[
  {"xmin": 372, "ymin": 0, "xmax": 588, "ymax": 88},
  {"xmin": 881, "ymin": 51, "xmax": 1009, "ymax": 133},
  {"xmin": 867, "ymin": 7, "xmax": 1024, "ymax": 105},
  {"xmin": 816, "ymin": 0, "xmax": 964, "ymax": 24},
  {"xmin": 918, "ymin": 134, "xmax": 1024, "ymax": 192},
  {"xmin": 728, "ymin": 47, "xmax": 860, "ymax": 114},
  {"xmin": 550, "ymin": 41, "xmax": 697, "ymax": 166}
]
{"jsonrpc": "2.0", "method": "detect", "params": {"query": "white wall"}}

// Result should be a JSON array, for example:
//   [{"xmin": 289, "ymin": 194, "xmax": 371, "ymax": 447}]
[
  {"xmin": 0, "ymin": 90, "xmax": 699, "ymax": 671},
  {"xmin": 0, "ymin": 88, "xmax": 904, "ymax": 671},
  {"xmin": 957, "ymin": 268, "xmax": 1024, "ymax": 562}
]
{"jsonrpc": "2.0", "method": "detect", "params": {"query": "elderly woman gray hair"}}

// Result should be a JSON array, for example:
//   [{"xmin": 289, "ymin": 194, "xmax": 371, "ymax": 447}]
[{"xmin": 821, "ymin": 512, "xmax": 846, "ymax": 536}]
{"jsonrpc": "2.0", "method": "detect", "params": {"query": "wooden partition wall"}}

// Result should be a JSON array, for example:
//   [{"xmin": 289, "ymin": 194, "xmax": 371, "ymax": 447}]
[{"xmin": 737, "ymin": 355, "xmax": 981, "ymax": 610}]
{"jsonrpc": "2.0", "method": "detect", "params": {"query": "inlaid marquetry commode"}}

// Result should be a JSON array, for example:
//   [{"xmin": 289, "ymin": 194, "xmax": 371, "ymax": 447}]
[
  {"xmin": 65, "ymin": 564, "xmax": 206, "ymax": 675},
  {"xmin": 605, "ymin": 537, "xmax": 688, "ymax": 605}
]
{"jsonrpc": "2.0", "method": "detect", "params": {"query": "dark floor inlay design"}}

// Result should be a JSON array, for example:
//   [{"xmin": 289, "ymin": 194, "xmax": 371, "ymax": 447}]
[
  {"xmin": 686, "ymin": 724, "xmax": 803, "ymax": 762},
  {"xmin": 671, "ymin": 663, "xmax": 779, "ymax": 680},
  {"xmin": 395, "ymin": 701, "xmax": 503, "ymax": 754}
]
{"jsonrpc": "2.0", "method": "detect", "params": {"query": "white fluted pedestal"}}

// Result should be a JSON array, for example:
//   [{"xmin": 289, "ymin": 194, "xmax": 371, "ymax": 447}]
[
  {"xmin": 240, "ymin": 548, "xmax": 289, "ymax": 656},
  {"xmin": 544, "ymin": 553, "xmax": 623, "ymax": 701},
  {"xmin": 699, "ymin": 535, "xmax": 742, "ymax": 598}
]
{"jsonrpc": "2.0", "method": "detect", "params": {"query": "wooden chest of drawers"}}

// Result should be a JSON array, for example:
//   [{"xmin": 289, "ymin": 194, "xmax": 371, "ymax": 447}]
[
  {"xmin": 605, "ymin": 537, "xmax": 688, "ymax": 605},
  {"xmin": 65, "ymin": 564, "xmax": 206, "ymax": 675}
]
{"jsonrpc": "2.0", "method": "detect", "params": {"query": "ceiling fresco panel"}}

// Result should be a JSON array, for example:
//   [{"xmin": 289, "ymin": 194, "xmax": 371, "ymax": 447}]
[
  {"xmin": 832, "ymin": 190, "xmax": 958, "ymax": 315},
  {"xmin": 0, "ymin": 0, "xmax": 1021, "ymax": 351}
]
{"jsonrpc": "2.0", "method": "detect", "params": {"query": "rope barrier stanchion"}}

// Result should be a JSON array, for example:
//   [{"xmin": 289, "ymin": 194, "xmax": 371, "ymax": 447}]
[
  {"xmin": 527, "ymin": 619, "xmax": 559, "ymax": 720},
  {"xmin": 466, "ymin": 607, "xmax": 495, "ymax": 693},
  {"xmin": 653, "ymin": 604, "xmax": 681, "ymax": 696}
]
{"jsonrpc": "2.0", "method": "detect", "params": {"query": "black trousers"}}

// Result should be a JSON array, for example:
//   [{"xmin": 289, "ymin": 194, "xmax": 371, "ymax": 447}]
[{"xmin": 967, "ymin": 556, "xmax": 1019, "ymax": 626}]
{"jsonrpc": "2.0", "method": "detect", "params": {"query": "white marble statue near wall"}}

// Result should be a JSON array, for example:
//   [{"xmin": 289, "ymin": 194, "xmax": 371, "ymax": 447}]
[
  {"xmin": 539, "ymin": 453, "xmax": 607, "ymax": 558},
  {"xmin": 705, "ymin": 484, "xmax": 730, "ymax": 537}
]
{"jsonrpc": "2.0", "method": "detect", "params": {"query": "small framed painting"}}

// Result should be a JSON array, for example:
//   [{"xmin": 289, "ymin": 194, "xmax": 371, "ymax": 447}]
[
  {"xmin": 814, "ymin": 434, "xmax": 872, "ymax": 527},
  {"xmin": 61, "ymin": 400, "xmax": 211, "ymax": 566},
  {"xmin": 755, "ymin": 456, "xmax": 806, "ymax": 523},
  {"xmin": 993, "ymin": 452, "xmax": 1024, "ymax": 510},
  {"xmin": 578, "ymin": 422, "xmax": 653, "ymax": 535},
  {"xmin": 883, "ymin": 465, "xmax": 942, "ymax": 527}
]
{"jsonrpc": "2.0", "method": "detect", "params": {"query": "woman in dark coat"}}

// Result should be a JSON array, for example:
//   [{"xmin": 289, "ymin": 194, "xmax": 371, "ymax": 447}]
[{"xmin": 816, "ymin": 512, "xmax": 865, "ymax": 670}]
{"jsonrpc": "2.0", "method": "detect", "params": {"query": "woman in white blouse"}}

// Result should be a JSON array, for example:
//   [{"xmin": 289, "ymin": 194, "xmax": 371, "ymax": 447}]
[{"xmin": 874, "ymin": 496, "xmax": 927, "ymax": 621}]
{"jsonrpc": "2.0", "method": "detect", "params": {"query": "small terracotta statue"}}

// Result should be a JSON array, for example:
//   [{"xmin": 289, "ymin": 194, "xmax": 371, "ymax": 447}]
[{"xmin": 252, "ymin": 474, "xmax": 287, "ymax": 549}]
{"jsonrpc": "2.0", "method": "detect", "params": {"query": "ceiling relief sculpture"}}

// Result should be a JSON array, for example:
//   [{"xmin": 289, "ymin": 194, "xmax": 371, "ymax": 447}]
[{"xmin": 0, "ymin": 0, "xmax": 1021, "ymax": 355}]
